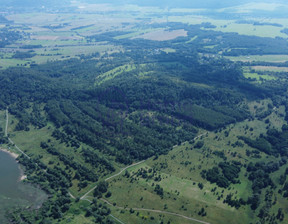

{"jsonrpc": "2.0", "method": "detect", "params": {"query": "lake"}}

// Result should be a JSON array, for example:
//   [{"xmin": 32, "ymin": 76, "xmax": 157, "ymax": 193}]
[{"xmin": 0, "ymin": 150, "xmax": 47, "ymax": 223}]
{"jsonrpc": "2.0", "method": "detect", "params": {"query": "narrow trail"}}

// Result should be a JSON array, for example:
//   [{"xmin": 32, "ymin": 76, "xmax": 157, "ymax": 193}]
[
  {"xmin": 109, "ymin": 214, "xmax": 126, "ymax": 224},
  {"xmin": 78, "ymin": 131, "xmax": 211, "ymax": 224},
  {"xmin": 105, "ymin": 160, "xmax": 145, "ymax": 182},
  {"xmin": 173, "ymin": 131, "xmax": 208, "ymax": 148},
  {"xmin": 100, "ymin": 198, "xmax": 210, "ymax": 224},
  {"xmin": 8, "ymin": 137, "xmax": 30, "ymax": 159},
  {"xmin": 80, "ymin": 160, "xmax": 145, "ymax": 200},
  {"xmin": 5, "ymin": 109, "xmax": 210, "ymax": 224},
  {"xmin": 5, "ymin": 109, "xmax": 30, "ymax": 159}
]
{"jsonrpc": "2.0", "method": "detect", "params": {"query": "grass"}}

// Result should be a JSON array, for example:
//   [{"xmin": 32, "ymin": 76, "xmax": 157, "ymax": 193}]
[
  {"xmin": 243, "ymin": 72, "xmax": 276, "ymax": 81},
  {"xmin": 0, "ymin": 59, "xmax": 30, "ymax": 69},
  {"xmin": 114, "ymin": 28, "xmax": 162, "ymax": 40},
  {"xmin": 95, "ymin": 64, "xmax": 137, "ymax": 85},
  {"xmin": 133, "ymin": 29, "xmax": 187, "ymax": 41},
  {"xmin": 109, "ymin": 206, "xmax": 202, "ymax": 224},
  {"xmin": 0, "ymin": 110, "xmax": 6, "ymax": 132},
  {"xmin": 226, "ymin": 55, "xmax": 288, "ymax": 63},
  {"xmin": 7, "ymin": 116, "xmax": 116, "ymax": 197},
  {"xmin": 250, "ymin": 66, "xmax": 288, "ymax": 72},
  {"xmin": 212, "ymin": 24, "xmax": 286, "ymax": 38},
  {"xmin": 103, "ymin": 97, "xmax": 287, "ymax": 224},
  {"xmin": 166, "ymin": 15, "xmax": 287, "ymax": 38},
  {"xmin": 161, "ymin": 48, "xmax": 176, "ymax": 53}
]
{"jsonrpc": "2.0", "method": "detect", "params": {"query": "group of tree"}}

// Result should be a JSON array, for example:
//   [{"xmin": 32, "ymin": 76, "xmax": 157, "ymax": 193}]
[{"xmin": 201, "ymin": 161, "xmax": 241, "ymax": 188}]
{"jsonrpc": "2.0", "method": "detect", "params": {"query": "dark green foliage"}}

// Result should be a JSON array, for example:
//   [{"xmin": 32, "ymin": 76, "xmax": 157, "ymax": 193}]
[
  {"xmin": 198, "ymin": 182, "xmax": 204, "ymax": 190},
  {"xmin": 0, "ymin": 27, "xmax": 23, "ymax": 47},
  {"xmin": 281, "ymin": 28, "xmax": 288, "ymax": 35},
  {"xmin": 246, "ymin": 162, "xmax": 279, "ymax": 194},
  {"xmin": 93, "ymin": 181, "xmax": 109, "ymax": 198},
  {"xmin": 247, "ymin": 194, "xmax": 260, "ymax": 210},
  {"xmin": 82, "ymin": 148, "xmax": 115, "ymax": 172},
  {"xmin": 12, "ymin": 51, "xmax": 36, "ymax": 59},
  {"xmin": 213, "ymin": 150, "xmax": 227, "ymax": 160},
  {"xmin": 154, "ymin": 184, "xmax": 164, "ymax": 198},
  {"xmin": 239, "ymin": 136, "xmax": 272, "ymax": 155},
  {"xmin": 223, "ymin": 193, "xmax": 246, "ymax": 209},
  {"xmin": 176, "ymin": 104, "xmax": 236, "ymax": 130},
  {"xmin": 240, "ymin": 125, "xmax": 288, "ymax": 157},
  {"xmin": 84, "ymin": 199, "xmax": 111, "ymax": 222},
  {"xmin": 202, "ymin": 162, "xmax": 241, "ymax": 188},
  {"xmin": 194, "ymin": 140, "xmax": 204, "ymax": 149},
  {"xmin": 198, "ymin": 207, "xmax": 207, "ymax": 216},
  {"xmin": 43, "ymin": 145, "xmax": 98, "ymax": 182}
]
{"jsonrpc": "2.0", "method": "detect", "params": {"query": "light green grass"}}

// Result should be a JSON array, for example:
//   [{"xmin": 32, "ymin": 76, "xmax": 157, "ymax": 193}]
[
  {"xmin": 212, "ymin": 24, "xmax": 286, "ymax": 38},
  {"xmin": 250, "ymin": 66, "xmax": 288, "ymax": 72},
  {"xmin": 161, "ymin": 48, "xmax": 176, "ymax": 53},
  {"xmin": 167, "ymin": 15, "xmax": 287, "ymax": 38},
  {"xmin": 243, "ymin": 72, "xmax": 276, "ymax": 81},
  {"xmin": 0, "ymin": 59, "xmax": 30, "ymax": 69},
  {"xmin": 226, "ymin": 55, "xmax": 288, "ymax": 63},
  {"xmin": 95, "ymin": 64, "xmax": 137, "ymax": 85},
  {"xmin": 186, "ymin": 36, "xmax": 198, "ymax": 43},
  {"xmin": 114, "ymin": 28, "xmax": 162, "ymax": 40}
]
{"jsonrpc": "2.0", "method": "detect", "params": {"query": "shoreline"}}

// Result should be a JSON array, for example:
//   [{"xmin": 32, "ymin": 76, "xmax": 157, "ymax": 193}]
[
  {"xmin": 0, "ymin": 148, "xmax": 27, "ymax": 181},
  {"xmin": 0, "ymin": 147, "xmax": 19, "ymax": 159}
]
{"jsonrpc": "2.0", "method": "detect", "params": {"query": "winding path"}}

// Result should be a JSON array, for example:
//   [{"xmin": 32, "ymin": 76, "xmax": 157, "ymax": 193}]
[
  {"xmin": 5, "ymin": 109, "xmax": 210, "ymax": 224},
  {"xmin": 100, "ymin": 198, "xmax": 210, "ymax": 224},
  {"xmin": 77, "ymin": 131, "xmax": 211, "ymax": 224}
]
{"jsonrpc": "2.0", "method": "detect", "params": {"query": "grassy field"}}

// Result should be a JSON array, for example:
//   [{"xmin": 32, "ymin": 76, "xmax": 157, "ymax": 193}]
[
  {"xmin": 100, "ymin": 98, "xmax": 287, "ymax": 224},
  {"xmin": 95, "ymin": 64, "xmax": 137, "ymax": 85},
  {"xmin": 250, "ymin": 66, "xmax": 288, "ymax": 72},
  {"xmin": 2, "ymin": 9, "xmax": 288, "ymax": 70},
  {"xmin": 133, "ymin": 29, "xmax": 187, "ymax": 41},
  {"xmin": 226, "ymin": 55, "xmax": 288, "ymax": 63},
  {"xmin": 166, "ymin": 15, "xmax": 288, "ymax": 38},
  {"xmin": 5, "ymin": 112, "xmax": 123, "ymax": 197},
  {"xmin": 243, "ymin": 72, "xmax": 276, "ymax": 81}
]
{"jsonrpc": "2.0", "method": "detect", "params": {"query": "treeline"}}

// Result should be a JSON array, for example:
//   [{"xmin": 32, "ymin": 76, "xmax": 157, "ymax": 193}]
[
  {"xmin": 239, "ymin": 124, "xmax": 288, "ymax": 156},
  {"xmin": 40, "ymin": 143, "xmax": 98, "ymax": 182},
  {"xmin": 44, "ymin": 99, "xmax": 196, "ymax": 163}
]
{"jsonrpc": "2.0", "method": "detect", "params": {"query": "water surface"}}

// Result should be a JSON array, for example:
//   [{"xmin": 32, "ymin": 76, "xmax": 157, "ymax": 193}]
[{"xmin": 0, "ymin": 150, "xmax": 47, "ymax": 222}]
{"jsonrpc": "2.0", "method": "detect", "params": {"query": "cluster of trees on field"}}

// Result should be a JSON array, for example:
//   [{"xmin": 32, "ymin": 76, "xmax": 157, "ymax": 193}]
[{"xmin": 201, "ymin": 161, "xmax": 241, "ymax": 188}]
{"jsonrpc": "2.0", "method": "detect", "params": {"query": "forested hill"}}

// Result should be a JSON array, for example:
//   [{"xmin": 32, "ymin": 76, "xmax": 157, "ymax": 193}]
[{"xmin": 0, "ymin": 45, "xmax": 262, "ymax": 163}]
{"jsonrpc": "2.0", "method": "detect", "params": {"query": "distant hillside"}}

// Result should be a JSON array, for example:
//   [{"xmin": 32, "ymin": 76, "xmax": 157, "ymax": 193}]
[
  {"xmin": 1, "ymin": 0, "xmax": 287, "ymax": 9},
  {"xmin": 0, "ymin": 0, "xmax": 70, "ymax": 7},
  {"xmin": 83, "ymin": 0, "xmax": 288, "ymax": 9}
]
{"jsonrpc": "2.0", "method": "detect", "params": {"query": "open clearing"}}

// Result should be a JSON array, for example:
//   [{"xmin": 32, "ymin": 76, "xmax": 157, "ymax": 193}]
[
  {"xmin": 250, "ymin": 66, "xmax": 288, "ymax": 72},
  {"xmin": 243, "ymin": 72, "xmax": 276, "ymax": 81},
  {"xmin": 226, "ymin": 55, "xmax": 288, "ymax": 63},
  {"xmin": 134, "ymin": 29, "xmax": 188, "ymax": 41}
]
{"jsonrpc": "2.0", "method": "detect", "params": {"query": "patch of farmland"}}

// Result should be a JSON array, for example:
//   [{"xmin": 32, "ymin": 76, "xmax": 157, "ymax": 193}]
[{"xmin": 134, "ymin": 29, "xmax": 187, "ymax": 41}]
